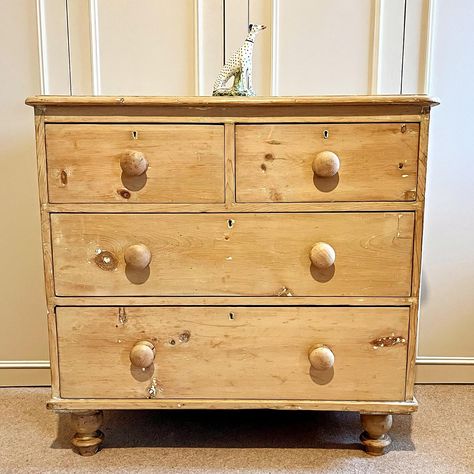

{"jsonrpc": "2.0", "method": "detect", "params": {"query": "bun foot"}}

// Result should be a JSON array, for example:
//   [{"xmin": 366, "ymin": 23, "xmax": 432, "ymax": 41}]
[
  {"xmin": 360, "ymin": 413, "xmax": 392, "ymax": 456},
  {"xmin": 71, "ymin": 410, "xmax": 104, "ymax": 456}
]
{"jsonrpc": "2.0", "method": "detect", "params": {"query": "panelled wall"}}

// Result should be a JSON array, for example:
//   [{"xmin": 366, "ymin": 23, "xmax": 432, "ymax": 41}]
[{"xmin": 1, "ymin": 0, "xmax": 472, "ymax": 385}]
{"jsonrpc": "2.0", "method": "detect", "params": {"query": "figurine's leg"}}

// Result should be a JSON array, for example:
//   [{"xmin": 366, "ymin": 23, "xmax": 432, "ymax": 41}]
[
  {"xmin": 360, "ymin": 413, "xmax": 392, "ymax": 455},
  {"xmin": 247, "ymin": 65, "xmax": 255, "ymax": 95},
  {"xmin": 232, "ymin": 69, "xmax": 243, "ymax": 93},
  {"xmin": 71, "ymin": 410, "xmax": 104, "ymax": 456},
  {"xmin": 212, "ymin": 65, "xmax": 234, "ymax": 94}
]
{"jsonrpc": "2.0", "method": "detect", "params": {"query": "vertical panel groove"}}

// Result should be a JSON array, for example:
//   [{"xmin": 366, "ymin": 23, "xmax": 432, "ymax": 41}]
[
  {"xmin": 422, "ymin": 0, "xmax": 436, "ymax": 94},
  {"xmin": 223, "ymin": 0, "xmax": 226, "ymax": 65},
  {"xmin": 89, "ymin": 0, "xmax": 101, "ymax": 95},
  {"xmin": 194, "ymin": 0, "xmax": 201, "ymax": 95},
  {"xmin": 400, "ymin": 0, "xmax": 408, "ymax": 93},
  {"xmin": 65, "ymin": 0, "xmax": 73, "ymax": 95},
  {"xmin": 270, "ymin": 0, "xmax": 279, "ymax": 96},
  {"xmin": 370, "ymin": 0, "xmax": 383, "ymax": 94},
  {"xmin": 36, "ymin": 0, "xmax": 47, "ymax": 94}
]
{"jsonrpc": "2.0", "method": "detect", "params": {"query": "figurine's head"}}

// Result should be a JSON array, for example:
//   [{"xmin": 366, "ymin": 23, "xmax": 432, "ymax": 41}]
[{"xmin": 248, "ymin": 24, "xmax": 266, "ymax": 34}]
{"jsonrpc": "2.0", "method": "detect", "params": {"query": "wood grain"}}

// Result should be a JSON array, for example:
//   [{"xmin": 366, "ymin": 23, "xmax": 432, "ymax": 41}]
[
  {"xmin": 34, "ymin": 113, "xmax": 60, "ymax": 397},
  {"xmin": 39, "ymin": 105, "xmax": 429, "ymax": 121},
  {"xmin": 26, "ymin": 95, "xmax": 440, "ymax": 107},
  {"xmin": 236, "ymin": 123, "xmax": 419, "ymax": 202},
  {"xmin": 56, "ymin": 306, "xmax": 409, "ymax": 400},
  {"xmin": 47, "ymin": 398, "xmax": 418, "ymax": 414},
  {"xmin": 224, "ymin": 122, "xmax": 236, "ymax": 205},
  {"xmin": 45, "ymin": 200, "xmax": 421, "ymax": 213},
  {"xmin": 406, "ymin": 110, "xmax": 432, "ymax": 399},
  {"xmin": 45, "ymin": 124, "xmax": 224, "ymax": 203},
  {"xmin": 360, "ymin": 413, "xmax": 393, "ymax": 455},
  {"xmin": 71, "ymin": 410, "xmax": 104, "ymax": 456},
  {"xmin": 42, "ymin": 114, "xmax": 424, "ymax": 124},
  {"xmin": 27, "ymin": 95, "xmax": 437, "ymax": 434},
  {"xmin": 50, "ymin": 296, "xmax": 415, "ymax": 307},
  {"xmin": 51, "ymin": 212, "xmax": 414, "ymax": 297}
]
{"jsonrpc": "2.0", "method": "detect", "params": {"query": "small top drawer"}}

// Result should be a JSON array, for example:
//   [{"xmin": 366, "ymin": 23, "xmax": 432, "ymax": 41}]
[
  {"xmin": 45, "ymin": 124, "xmax": 224, "ymax": 203},
  {"xmin": 236, "ymin": 123, "xmax": 419, "ymax": 202}
]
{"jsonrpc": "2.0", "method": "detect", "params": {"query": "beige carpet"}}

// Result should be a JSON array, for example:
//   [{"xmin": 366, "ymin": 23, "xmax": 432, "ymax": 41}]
[{"xmin": 0, "ymin": 385, "xmax": 472, "ymax": 473}]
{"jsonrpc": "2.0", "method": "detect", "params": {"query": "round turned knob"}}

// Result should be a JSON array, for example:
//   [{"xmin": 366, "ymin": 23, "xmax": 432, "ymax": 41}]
[
  {"xmin": 312, "ymin": 151, "xmax": 340, "ymax": 177},
  {"xmin": 120, "ymin": 150, "xmax": 148, "ymax": 176},
  {"xmin": 130, "ymin": 340, "xmax": 156, "ymax": 369},
  {"xmin": 308, "ymin": 345, "xmax": 335, "ymax": 370},
  {"xmin": 124, "ymin": 244, "xmax": 152, "ymax": 270},
  {"xmin": 310, "ymin": 242, "xmax": 336, "ymax": 269}
]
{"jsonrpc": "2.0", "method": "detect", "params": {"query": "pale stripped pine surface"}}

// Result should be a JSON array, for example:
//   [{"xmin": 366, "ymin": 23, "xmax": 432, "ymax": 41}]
[
  {"xmin": 46, "ymin": 124, "xmax": 225, "ymax": 203},
  {"xmin": 236, "ymin": 123, "xmax": 419, "ymax": 202},
  {"xmin": 51, "ymin": 212, "xmax": 414, "ymax": 297},
  {"xmin": 57, "ymin": 306, "xmax": 409, "ymax": 400}
]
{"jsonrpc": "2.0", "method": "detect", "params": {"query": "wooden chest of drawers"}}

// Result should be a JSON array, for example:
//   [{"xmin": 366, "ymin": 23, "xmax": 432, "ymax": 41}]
[{"xmin": 27, "ymin": 95, "xmax": 438, "ymax": 456}]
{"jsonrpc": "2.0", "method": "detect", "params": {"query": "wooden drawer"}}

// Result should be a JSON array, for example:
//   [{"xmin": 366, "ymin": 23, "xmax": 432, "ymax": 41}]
[
  {"xmin": 236, "ymin": 123, "xmax": 419, "ymax": 202},
  {"xmin": 51, "ymin": 212, "xmax": 414, "ymax": 297},
  {"xmin": 57, "ymin": 306, "xmax": 409, "ymax": 400},
  {"xmin": 45, "ymin": 124, "xmax": 224, "ymax": 203}
]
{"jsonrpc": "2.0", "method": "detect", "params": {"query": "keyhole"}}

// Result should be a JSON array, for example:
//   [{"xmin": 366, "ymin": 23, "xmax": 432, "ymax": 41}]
[
  {"xmin": 227, "ymin": 219, "xmax": 235, "ymax": 229},
  {"xmin": 229, "ymin": 312, "xmax": 235, "ymax": 320},
  {"xmin": 323, "ymin": 130, "xmax": 329, "ymax": 139},
  {"xmin": 131, "ymin": 131, "xmax": 138, "ymax": 139}
]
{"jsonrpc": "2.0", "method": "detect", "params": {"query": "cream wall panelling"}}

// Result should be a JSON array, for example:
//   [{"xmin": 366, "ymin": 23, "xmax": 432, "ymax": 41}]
[
  {"xmin": 37, "ymin": 0, "xmax": 412, "ymax": 97},
  {"xmin": 266, "ymin": 0, "xmax": 408, "ymax": 95},
  {"xmin": 401, "ymin": 0, "xmax": 435, "ymax": 93},
  {"xmin": 224, "ymin": 0, "xmax": 407, "ymax": 96},
  {"xmin": 85, "ymin": 0, "xmax": 193, "ymax": 95},
  {"xmin": 65, "ymin": 0, "xmax": 223, "ymax": 96},
  {"xmin": 0, "ymin": 0, "xmax": 49, "ymax": 386},
  {"xmin": 36, "ymin": 0, "xmax": 71, "ymax": 94},
  {"xmin": 416, "ymin": 0, "xmax": 474, "ymax": 373},
  {"xmin": 3, "ymin": 0, "xmax": 472, "ymax": 385}
]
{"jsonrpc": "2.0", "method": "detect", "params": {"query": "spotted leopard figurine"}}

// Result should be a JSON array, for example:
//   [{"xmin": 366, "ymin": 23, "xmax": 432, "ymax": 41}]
[{"xmin": 213, "ymin": 24, "xmax": 266, "ymax": 96}]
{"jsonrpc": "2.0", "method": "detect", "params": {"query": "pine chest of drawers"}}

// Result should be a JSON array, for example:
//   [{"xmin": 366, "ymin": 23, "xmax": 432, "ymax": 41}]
[{"xmin": 27, "ymin": 95, "xmax": 438, "ymax": 456}]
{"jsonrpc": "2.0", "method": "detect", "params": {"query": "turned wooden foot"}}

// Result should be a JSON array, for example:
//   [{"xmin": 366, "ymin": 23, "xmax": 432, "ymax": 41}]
[
  {"xmin": 360, "ymin": 413, "xmax": 392, "ymax": 456},
  {"xmin": 71, "ymin": 410, "xmax": 104, "ymax": 456}
]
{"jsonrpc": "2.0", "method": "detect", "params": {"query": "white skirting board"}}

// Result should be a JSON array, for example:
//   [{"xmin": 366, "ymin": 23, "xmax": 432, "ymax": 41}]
[
  {"xmin": 415, "ymin": 357, "xmax": 474, "ymax": 384},
  {"xmin": 0, "ymin": 361, "xmax": 51, "ymax": 386},
  {"xmin": 1, "ymin": 358, "xmax": 473, "ymax": 386}
]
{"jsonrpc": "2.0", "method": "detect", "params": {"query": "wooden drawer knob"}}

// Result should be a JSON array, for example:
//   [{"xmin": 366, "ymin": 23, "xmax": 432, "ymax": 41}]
[
  {"xmin": 310, "ymin": 242, "xmax": 335, "ymax": 269},
  {"xmin": 312, "ymin": 151, "xmax": 340, "ymax": 177},
  {"xmin": 130, "ymin": 341, "xmax": 155, "ymax": 369},
  {"xmin": 120, "ymin": 150, "xmax": 148, "ymax": 176},
  {"xmin": 309, "ymin": 345, "xmax": 335, "ymax": 370},
  {"xmin": 124, "ymin": 244, "xmax": 152, "ymax": 270}
]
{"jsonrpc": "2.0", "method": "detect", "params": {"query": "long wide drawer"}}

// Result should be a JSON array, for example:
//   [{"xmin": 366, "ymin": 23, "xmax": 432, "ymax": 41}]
[
  {"xmin": 236, "ymin": 123, "xmax": 419, "ymax": 202},
  {"xmin": 51, "ymin": 212, "xmax": 414, "ymax": 297},
  {"xmin": 57, "ymin": 306, "xmax": 409, "ymax": 400},
  {"xmin": 45, "ymin": 124, "xmax": 224, "ymax": 203}
]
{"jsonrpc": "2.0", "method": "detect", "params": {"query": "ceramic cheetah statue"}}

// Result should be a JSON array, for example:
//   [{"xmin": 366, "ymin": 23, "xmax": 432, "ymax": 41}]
[{"xmin": 213, "ymin": 24, "xmax": 266, "ymax": 96}]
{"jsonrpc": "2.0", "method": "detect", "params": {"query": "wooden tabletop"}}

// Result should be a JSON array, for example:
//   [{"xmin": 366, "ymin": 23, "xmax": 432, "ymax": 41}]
[{"xmin": 25, "ymin": 95, "xmax": 440, "ymax": 107}]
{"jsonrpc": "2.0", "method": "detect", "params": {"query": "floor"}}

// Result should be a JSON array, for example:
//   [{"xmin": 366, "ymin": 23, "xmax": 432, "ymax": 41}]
[{"xmin": 0, "ymin": 385, "xmax": 472, "ymax": 473}]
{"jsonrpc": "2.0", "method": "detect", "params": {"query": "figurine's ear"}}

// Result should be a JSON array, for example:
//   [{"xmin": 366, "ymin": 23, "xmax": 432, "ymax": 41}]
[{"xmin": 248, "ymin": 24, "xmax": 253, "ymax": 32}]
